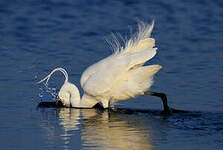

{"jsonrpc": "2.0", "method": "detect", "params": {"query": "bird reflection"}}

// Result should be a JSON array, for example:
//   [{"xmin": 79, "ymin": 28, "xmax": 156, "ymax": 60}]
[
  {"xmin": 58, "ymin": 108, "xmax": 81, "ymax": 132},
  {"xmin": 57, "ymin": 108, "xmax": 154, "ymax": 150}
]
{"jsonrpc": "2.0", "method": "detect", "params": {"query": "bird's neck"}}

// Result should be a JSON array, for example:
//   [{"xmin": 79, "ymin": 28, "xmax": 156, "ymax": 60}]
[
  {"xmin": 68, "ymin": 84, "xmax": 96, "ymax": 108},
  {"xmin": 68, "ymin": 84, "xmax": 81, "ymax": 107}
]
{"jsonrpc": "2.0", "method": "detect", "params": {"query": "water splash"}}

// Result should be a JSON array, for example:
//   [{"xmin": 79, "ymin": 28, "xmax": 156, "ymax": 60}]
[{"xmin": 37, "ymin": 82, "xmax": 59, "ymax": 101}]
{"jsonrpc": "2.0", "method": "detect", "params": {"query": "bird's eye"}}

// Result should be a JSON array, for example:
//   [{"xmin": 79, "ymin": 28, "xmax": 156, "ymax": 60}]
[{"xmin": 56, "ymin": 95, "xmax": 60, "ymax": 100}]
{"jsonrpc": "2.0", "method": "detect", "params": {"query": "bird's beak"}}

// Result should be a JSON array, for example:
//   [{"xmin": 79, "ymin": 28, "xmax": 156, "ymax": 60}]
[{"xmin": 56, "ymin": 96, "xmax": 63, "ymax": 106}]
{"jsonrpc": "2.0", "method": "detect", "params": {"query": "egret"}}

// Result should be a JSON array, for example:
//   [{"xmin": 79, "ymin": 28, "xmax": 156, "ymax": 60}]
[{"xmin": 38, "ymin": 21, "xmax": 171, "ymax": 112}]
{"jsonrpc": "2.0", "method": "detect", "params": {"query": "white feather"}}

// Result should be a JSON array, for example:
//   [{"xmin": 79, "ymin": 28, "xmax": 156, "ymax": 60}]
[
  {"xmin": 39, "ymin": 21, "xmax": 162, "ymax": 108},
  {"xmin": 81, "ymin": 21, "xmax": 156, "ymax": 87}
]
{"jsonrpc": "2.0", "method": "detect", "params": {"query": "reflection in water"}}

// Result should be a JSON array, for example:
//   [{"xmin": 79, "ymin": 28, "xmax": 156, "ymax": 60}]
[
  {"xmin": 39, "ymin": 107, "xmax": 223, "ymax": 150},
  {"xmin": 59, "ymin": 108, "xmax": 81, "ymax": 132},
  {"xmin": 58, "ymin": 108, "xmax": 81, "ymax": 149},
  {"xmin": 80, "ymin": 109, "xmax": 153, "ymax": 150},
  {"xmin": 40, "ymin": 108, "xmax": 154, "ymax": 150}
]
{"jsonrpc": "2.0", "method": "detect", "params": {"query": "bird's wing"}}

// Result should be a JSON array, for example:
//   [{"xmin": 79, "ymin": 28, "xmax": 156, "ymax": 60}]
[
  {"xmin": 81, "ymin": 56, "xmax": 127, "ymax": 96},
  {"xmin": 106, "ymin": 65, "xmax": 162, "ymax": 100},
  {"xmin": 121, "ymin": 38, "xmax": 155, "ymax": 54},
  {"xmin": 82, "ymin": 48, "xmax": 157, "ymax": 97},
  {"xmin": 80, "ymin": 56, "xmax": 112, "ymax": 88},
  {"xmin": 81, "ymin": 21, "xmax": 155, "ymax": 88},
  {"xmin": 109, "ymin": 21, "xmax": 155, "ymax": 55},
  {"xmin": 126, "ymin": 47, "xmax": 157, "ymax": 68}
]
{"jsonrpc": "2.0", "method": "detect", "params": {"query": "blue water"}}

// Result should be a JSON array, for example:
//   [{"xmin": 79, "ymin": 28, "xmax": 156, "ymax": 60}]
[{"xmin": 0, "ymin": 0, "xmax": 223, "ymax": 149}]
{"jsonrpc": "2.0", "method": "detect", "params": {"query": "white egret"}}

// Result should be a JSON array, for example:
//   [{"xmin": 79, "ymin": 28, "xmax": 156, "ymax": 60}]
[{"xmin": 38, "ymin": 21, "xmax": 170, "ymax": 112}]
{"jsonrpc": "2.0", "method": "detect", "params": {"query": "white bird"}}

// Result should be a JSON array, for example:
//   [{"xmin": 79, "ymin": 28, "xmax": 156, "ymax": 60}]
[{"xmin": 38, "ymin": 21, "xmax": 170, "ymax": 112}]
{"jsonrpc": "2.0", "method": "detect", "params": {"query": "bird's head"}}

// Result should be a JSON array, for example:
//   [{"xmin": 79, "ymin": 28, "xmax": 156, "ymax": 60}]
[
  {"xmin": 38, "ymin": 68, "xmax": 80, "ymax": 107},
  {"xmin": 57, "ymin": 81, "xmax": 80, "ymax": 107}
]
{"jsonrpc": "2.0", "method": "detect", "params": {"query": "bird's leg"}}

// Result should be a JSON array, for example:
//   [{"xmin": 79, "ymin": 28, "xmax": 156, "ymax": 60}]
[
  {"xmin": 144, "ymin": 91, "xmax": 170, "ymax": 113},
  {"xmin": 108, "ymin": 100, "xmax": 112, "ymax": 113},
  {"xmin": 108, "ymin": 100, "xmax": 116, "ymax": 110}
]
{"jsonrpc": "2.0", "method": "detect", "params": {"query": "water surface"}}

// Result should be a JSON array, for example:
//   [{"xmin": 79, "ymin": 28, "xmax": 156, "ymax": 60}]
[{"xmin": 0, "ymin": 0, "xmax": 223, "ymax": 149}]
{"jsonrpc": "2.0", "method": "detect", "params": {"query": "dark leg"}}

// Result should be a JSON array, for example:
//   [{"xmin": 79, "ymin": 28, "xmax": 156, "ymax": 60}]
[
  {"xmin": 108, "ymin": 100, "xmax": 113, "ymax": 111},
  {"xmin": 144, "ymin": 91, "xmax": 170, "ymax": 113}
]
